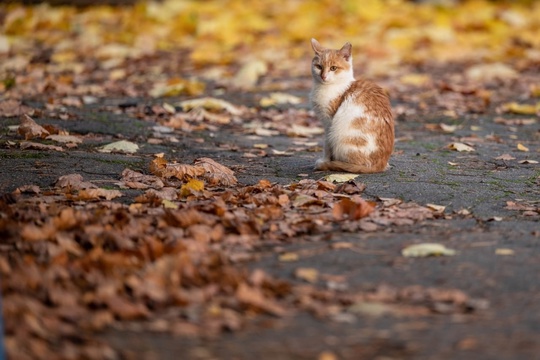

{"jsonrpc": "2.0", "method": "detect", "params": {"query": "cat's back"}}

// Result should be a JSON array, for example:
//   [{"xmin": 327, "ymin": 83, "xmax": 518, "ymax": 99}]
[{"xmin": 332, "ymin": 78, "xmax": 393, "ymax": 122}]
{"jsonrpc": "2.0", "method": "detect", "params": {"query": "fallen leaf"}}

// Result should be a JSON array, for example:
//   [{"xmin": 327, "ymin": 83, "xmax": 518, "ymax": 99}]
[
  {"xmin": 56, "ymin": 174, "xmax": 97, "ymax": 190},
  {"xmin": 260, "ymin": 92, "xmax": 302, "ymax": 107},
  {"xmin": 18, "ymin": 114, "xmax": 49, "ymax": 140},
  {"xmin": 494, "ymin": 117, "xmax": 536, "ymax": 126},
  {"xmin": 495, "ymin": 248, "xmax": 514, "ymax": 256},
  {"xmin": 448, "ymin": 161, "xmax": 458, "ymax": 166},
  {"xmin": 502, "ymin": 102, "xmax": 540, "ymax": 115},
  {"xmin": 0, "ymin": 99, "xmax": 33, "ymax": 117},
  {"xmin": 439, "ymin": 123, "xmax": 457, "ymax": 133},
  {"xmin": 399, "ymin": 73, "xmax": 431, "ymax": 86},
  {"xmin": 236, "ymin": 283, "xmax": 286, "ymax": 317},
  {"xmin": 517, "ymin": 143, "xmax": 529, "ymax": 152},
  {"xmin": 180, "ymin": 178, "xmax": 205, "ymax": 197},
  {"xmin": 46, "ymin": 134, "xmax": 82, "ymax": 144},
  {"xmin": 324, "ymin": 173, "xmax": 358, "ymax": 183},
  {"xmin": 120, "ymin": 169, "xmax": 164, "ymax": 189},
  {"xmin": 20, "ymin": 141, "xmax": 63, "ymax": 152},
  {"xmin": 149, "ymin": 78, "xmax": 205, "ymax": 97},
  {"xmin": 294, "ymin": 268, "xmax": 319, "ymax": 283},
  {"xmin": 465, "ymin": 63, "xmax": 518, "ymax": 82},
  {"xmin": 448, "ymin": 142, "xmax": 475, "ymax": 152},
  {"xmin": 230, "ymin": 59, "xmax": 267, "ymax": 89},
  {"xmin": 426, "ymin": 203, "xmax": 446, "ymax": 213},
  {"xmin": 150, "ymin": 155, "xmax": 205, "ymax": 180},
  {"xmin": 177, "ymin": 97, "xmax": 241, "ymax": 115},
  {"xmin": 495, "ymin": 154, "xmax": 516, "ymax": 161},
  {"xmin": 518, "ymin": 159, "xmax": 538, "ymax": 164},
  {"xmin": 194, "ymin": 157, "xmax": 237, "ymax": 186},
  {"xmin": 253, "ymin": 143, "xmax": 268, "ymax": 149},
  {"xmin": 402, "ymin": 243, "xmax": 456, "ymax": 257},
  {"xmin": 278, "ymin": 252, "xmax": 299, "ymax": 262},
  {"xmin": 98, "ymin": 140, "xmax": 139, "ymax": 154},
  {"xmin": 332, "ymin": 198, "xmax": 375, "ymax": 221},
  {"xmin": 161, "ymin": 199, "xmax": 179, "ymax": 209},
  {"xmin": 287, "ymin": 124, "xmax": 324, "ymax": 138},
  {"xmin": 78, "ymin": 188, "xmax": 123, "ymax": 200}
]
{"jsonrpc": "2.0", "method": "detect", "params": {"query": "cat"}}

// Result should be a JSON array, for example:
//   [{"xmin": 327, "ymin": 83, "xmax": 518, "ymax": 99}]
[{"xmin": 309, "ymin": 38, "xmax": 394, "ymax": 173}]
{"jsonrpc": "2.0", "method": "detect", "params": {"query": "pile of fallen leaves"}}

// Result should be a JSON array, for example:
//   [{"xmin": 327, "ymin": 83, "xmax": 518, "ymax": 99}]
[{"xmin": 1, "ymin": 151, "xmax": 484, "ymax": 359}]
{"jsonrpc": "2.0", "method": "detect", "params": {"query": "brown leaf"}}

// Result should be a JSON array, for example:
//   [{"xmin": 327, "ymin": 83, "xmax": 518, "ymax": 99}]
[
  {"xmin": 0, "ymin": 99, "xmax": 33, "ymax": 117},
  {"xmin": 55, "ymin": 174, "xmax": 97, "ymax": 190},
  {"xmin": 20, "ymin": 141, "xmax": 63, "ymax": 152},
  {"xmin": 121, "ymin": 168, "xmax": 164, "ymax": 189},
  {"xmin": 106, "ymin": 297, "xmax": 150, "ymax": 320},
  {"xmin": 194, "ymin": 157, "xmax": 237, "ymax": 186},
  {"xmin": 77, "ymin": 188, "xmax": 122, "ymax": 201},
  {"xmin": 150, "ymin": 155, "xmax": 205, "ymax": 180},
  {"xmin": 332, "ymin": 198, "xmax": 375, "ymax": 221},
  {"xmin": 236, "ymin": 283, "xmax": 286, "ymax": 317},
  {"xmin": 18, "ymin": 114, "xmax": 50, "ymax": 140}
]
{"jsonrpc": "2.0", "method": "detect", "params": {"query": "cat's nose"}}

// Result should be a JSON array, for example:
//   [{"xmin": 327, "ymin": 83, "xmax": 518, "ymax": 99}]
[{"xmin": 321, "ymin": 74, "xmax": 327, "ymax": 81}]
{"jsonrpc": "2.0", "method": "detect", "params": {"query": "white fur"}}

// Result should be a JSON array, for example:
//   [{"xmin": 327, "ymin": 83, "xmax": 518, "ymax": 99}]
[{"xmin": 310, "ymin": 57, "xmax": 377, "ymax": 163}]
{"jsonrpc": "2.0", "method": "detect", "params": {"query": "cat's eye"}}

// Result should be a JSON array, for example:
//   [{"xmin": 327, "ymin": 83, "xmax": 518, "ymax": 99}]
[
  {"xmin": 315, "ymin": 64, "xmax": 322, "ymax": 70},
  {"xmin": 330, "ymin": 66, "xmax": 337, "ymax": 71}
]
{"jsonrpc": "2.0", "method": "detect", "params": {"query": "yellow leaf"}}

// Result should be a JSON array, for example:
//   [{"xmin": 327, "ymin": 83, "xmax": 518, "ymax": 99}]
[
  {"xmin": 180, "ymin": 178, "xmax": 205, "ymax": 197},
  {"xmin": 260, "ymin": 92, "xmax": 303, "ymax": 107},
  {"xmin": 294, "ymin": 267, "xmax": 319, "ymax": 283},
  {"xmin": 278, "ymin": 252, "xmax": 299, "ymax": 262},
  {"xmin": 230, "ymin": 59, "xmax": 268, "ymax": 89},
  {"xmin": 503, "ymin": 102, "xmax": 539, "ymax": 115},
  {"xmin": 162, "ymin": 199, "xmax": 179, "ymax": 209},
  {"xmin": 324, "ymin": 173, "xmax": 358, "ymax": 183},
  {"xmin": 449, "ymin": 142, "xmax": 475, "ymax": 152},
  {"xmin": 399, "ymin": 73, "xmax": 431, "ymax": 86},
  {"xmin": 402, "ymin": 243, "xmax": 456, "ymax": 257},
  {"xmin": 495, "ymin": 248, "xmax": 514, "ymax": 256},
  {"xmin": 517, "ymin": 143, "xmax": 529, "ymax": 152},
  {"xmin": 426, "ymin": 203, "xmax": 446, "ymax": 213}
]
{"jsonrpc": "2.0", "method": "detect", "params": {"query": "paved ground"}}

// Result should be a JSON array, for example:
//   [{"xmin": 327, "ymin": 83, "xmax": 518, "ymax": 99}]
[{"xmin": 1, "ymin": 83, "xmax": 539, "ymax": 359}]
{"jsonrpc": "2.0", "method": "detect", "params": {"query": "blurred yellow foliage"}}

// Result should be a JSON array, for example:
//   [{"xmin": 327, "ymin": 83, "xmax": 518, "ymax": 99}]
[{"xmin": 2, "ymin": 0, "xmax": 540, "ymax": 69}]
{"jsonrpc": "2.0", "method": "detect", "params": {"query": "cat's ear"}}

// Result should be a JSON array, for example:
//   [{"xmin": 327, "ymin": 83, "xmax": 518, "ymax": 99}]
[
  {"xmin": 339, "ymin": 42, "xmax": 352, "ymax": 61},
  {"xmin": 311, "ymin": 38, "xmax": 324, "ymax": 55}
]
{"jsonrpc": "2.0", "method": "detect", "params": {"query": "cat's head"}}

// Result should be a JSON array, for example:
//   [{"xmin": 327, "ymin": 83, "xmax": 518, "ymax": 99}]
[{"xmin": 310, "ymin": 38, "xmax": 354, "ymax": 84}]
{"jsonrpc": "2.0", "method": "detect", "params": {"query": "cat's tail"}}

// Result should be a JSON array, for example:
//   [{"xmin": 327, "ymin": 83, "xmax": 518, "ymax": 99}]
[{"xmin": 315, "ymin": 160, "xmax": 388, "ymax": 174}]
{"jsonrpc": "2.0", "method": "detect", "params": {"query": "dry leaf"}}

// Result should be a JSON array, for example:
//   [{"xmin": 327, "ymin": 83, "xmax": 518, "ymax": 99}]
[
  {"xmin": 324, "ymin": 173, "xmax": 358, "ymax": 183},
  {"xmin": 231, "ymin": 59, "xmax": 268, "ymax": 89},
  {"xmin": 332, "ymin": 198, "xmax": 375, "ymax": 221},
  {"xmin": 465, "ymin": 63, "xmax": 518, "ymax": 82},
  {"xmin": 56, "ymin": 174, "xmax": 97, "ymax": 190},
  {"xmin": 18, "ymin": 114, "xmax": 49, "ymax": 140},
  {"xmin": 287, "ymin": 124, "xmax": 324, "ymax": 138},
  {"xmin": 46, "ymin": 134, "xmax": 82, "ymax": 144},
  {"xmin": 294, "ymin": 268, "xmax": 319, "ymax": 283},
  {"xmin": 426, "ymin": 203, "xmax": 446, "ymax": 213},
  {"xmin": 449, "ymin": 142, "xmax": 475, "ymax": 152},
  {"xmin": 236, "ymin": 283, "xmax": 286, "ymax": 317},
  {"xmin": 260, "ymin": 92, "xmax": 302, "ymax": 107},
  {"xmin": 402, "ymin": 243, "xmax": 456, "ymax": 257},
  {"xmin": 121, "ymin": 169, "xmax": 164, "ymax": 189},
  {"xmin": 78, "ymin": 188, "xmax": 122, "ymax": 200},
  {"xmin": 150, "ymin": 156, "xmax": 205, "ymax": 180},
  {"xmin": 495, "ymin": 154, "xmax": 516, "ymax": 161},
  {"xmin": 180, "ymin": 178, "xmax": 205, "ymax": 197},
  {"xmin": 98, "ymin": 140, "xmax": 139, "ymax": 154},
  {"xmin": 518, "ymin": 159, "xmax": 538, "ymax": 164},
  {"xmin": 278, "ymin": 252, "xmax": 299, "ymax": 262},
  {"xmin": 495, "ymin": 248, "xmax": 514, "ymax": 256},
  {"xmin": 194, "ymin": 157, "xmax": 237, "ymax": 186},
  {"xmin": 20, "ymin": 141, "xmax": 63, "ymax": 152},
  {"xmin": 502, "ymin": 102, "xmax": 539, "ymax": 115},
  {"xmin": 177, "ymin": 97, "xmax": 241, "ymax": 115},
  {"xmin": 517, "ymin": 143, "xmax": 529, "ymax": 152}
]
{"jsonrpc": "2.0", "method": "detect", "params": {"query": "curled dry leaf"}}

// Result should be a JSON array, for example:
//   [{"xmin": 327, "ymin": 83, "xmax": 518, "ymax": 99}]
[
  {"xmin": 55, "ymin": 174, "xmax": 97, "ymax": 190},
  {"xmin": 20, "ymin": 141, "xmax": 63, "ymax": 152},
  {"xmin": 332, "ymin": 197, "xmax": 375, "ymax": 221},
  {"xmin": 77, "ymin": 188, "xmax": 123, "ymax": 201},
  {"xmin": 448, "ymin": 142, "xmax": 475, "ymax": 152},
  {"xmin": 236, "ymin": 283, "xmax": 286, "ymax": 317},
  {"xmin": 517, "ymin": 143, "xmax": 529, "ymax": 152},
  {"xmin": 194, "ymin": 157, "xmax": 237, "ymax": 186},
  {"xmin": 121, "ymin": 168, "xmax": 164, "ymax": 189},
  {"xmin": 150, "ymin": 156, "xmax": 205, "ymax": 181},
  {"xmin": 18, "ymin": 114, "xmax": 49, "ymax": 140},
  {"xmin": 324, "ymin": 173, "xmax": 358, "ymax": 183}
]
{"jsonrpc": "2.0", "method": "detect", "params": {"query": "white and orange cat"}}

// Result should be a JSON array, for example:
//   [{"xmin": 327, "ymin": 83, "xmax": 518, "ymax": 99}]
[{"xmin": 310, "ymin": 38, "xmax": 394, "ymax": 173}]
